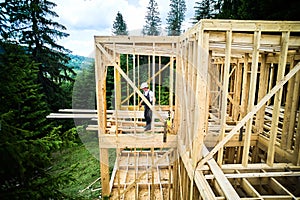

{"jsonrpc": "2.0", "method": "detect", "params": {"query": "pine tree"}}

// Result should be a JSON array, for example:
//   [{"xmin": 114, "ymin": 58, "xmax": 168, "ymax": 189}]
[
  {"xmin": 166, "ymin": 0, "xmax": 187, "ymax": 36},
  {"xmin": 1, "ymin": 0, "xmax": 75, "ymax": 111},
  {"xmin": 112, "ymin": 11, "xmax": 129, "ymax": 35},
  {"xmin": 193, "ymin": 0, "xmax": 212, "ymax": 22},
  {"xmin": 142, "ymin": 0, "xmax": 162, "ymax": 36},
  {"xmin": 0, "ymin": 41, "xmax": 68, "ymax": 199}
]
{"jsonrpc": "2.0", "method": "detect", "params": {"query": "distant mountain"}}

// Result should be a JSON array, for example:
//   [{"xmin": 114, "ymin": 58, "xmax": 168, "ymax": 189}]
[{"xmin": 67, "ymin": 54, "xmax": 94, "ymax": 71}]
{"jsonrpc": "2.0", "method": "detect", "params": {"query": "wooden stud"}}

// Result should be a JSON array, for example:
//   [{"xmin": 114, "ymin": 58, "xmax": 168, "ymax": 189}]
[
  {"xmin": 255, "ymin": 54, "xmax": 270, "ymax": 134},
  {"xmin": 198, "ymin": 62, "xmax": 300, "ymax": 168},
  {"xmin": 267, "ymin": 31, "xmax": 290, "ymax": 166},
  {"xmin": 281, "ymin": 58, "xmax": 295, "ymax": 149},
  {"xmin": 287, "ymin": 59, "xmax": 300, "ymax": 150},
  {"xmin": 242, "ymin": 30, "xmax": 261, "ymax": 166},
  {"xmin": 218, "ymin": 30, "xmax": 232, "ymax": 165}
]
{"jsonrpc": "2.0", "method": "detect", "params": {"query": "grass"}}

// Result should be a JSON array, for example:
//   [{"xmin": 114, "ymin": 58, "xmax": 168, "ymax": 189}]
[
  {"xmin": 50, "ymin": 143, "xmax": 101, "ymax": 199},
  {"xmin": 49, "ymin": 128, "xmax": 117, "ymax": 199}
]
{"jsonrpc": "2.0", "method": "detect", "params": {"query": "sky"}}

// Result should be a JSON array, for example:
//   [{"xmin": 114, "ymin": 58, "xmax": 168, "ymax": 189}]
[{"xmin": 52, "ymin": 0, "xmax": 197, "ymax": 57}]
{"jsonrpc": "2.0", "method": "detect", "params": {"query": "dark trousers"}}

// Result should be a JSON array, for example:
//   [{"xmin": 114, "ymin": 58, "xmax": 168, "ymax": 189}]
[{"xmin": 144, "ymin": 107, "xmax": 152, "ymax": 128}]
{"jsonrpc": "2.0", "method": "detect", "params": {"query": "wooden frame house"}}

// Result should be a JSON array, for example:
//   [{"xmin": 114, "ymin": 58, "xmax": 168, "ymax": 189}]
[{"xmin": 52, "ymin": 19, "xmax": 300, "ymax": 199}]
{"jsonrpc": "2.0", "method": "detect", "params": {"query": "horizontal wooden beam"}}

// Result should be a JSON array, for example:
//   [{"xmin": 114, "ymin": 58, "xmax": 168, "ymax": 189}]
[
  {"xmin": 205, "ymin": 171, "xmax": 300, "ymax": 179},
  {"xmin": 98, "ymin": 134, "xmax": 177, "ymax": 148},
  {"xmin": 200, "ymin": 19, "xmax": 300, "ymax": 32},
  {"xmin": 46, "ymin": 113, "xmax": 97, "ymax": 119},
  {"xmin": 95, "ymin": 35, "xmax": 179, "ymax": 44}
]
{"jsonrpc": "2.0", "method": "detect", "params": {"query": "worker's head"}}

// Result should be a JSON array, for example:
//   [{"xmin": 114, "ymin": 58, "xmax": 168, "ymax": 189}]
[{"xmin": 140, "ymin": 82, "xmax": 148, "ymax": 91}]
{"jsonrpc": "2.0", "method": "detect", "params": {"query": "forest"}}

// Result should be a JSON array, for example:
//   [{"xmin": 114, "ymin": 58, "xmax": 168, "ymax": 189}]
[{"xmin": 0, "ymin": 0, "xmax": 299, "ymax": 199}]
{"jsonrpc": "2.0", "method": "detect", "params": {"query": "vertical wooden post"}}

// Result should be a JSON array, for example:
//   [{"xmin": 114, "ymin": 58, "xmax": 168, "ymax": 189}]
[
  {"xmin": 255, "ymin": 54, "xmax": 269, "ymax": 134},
  {"xmin": 294, "ymin": 103, "xmax": 300, "ymax": 165},
  {"xmin": 281, "ymin": 58, "xmax": 295, "ymax": 149},
  {"xmin": 169, "ymin": 43, "xmax": 175, "ymax": 111},
  {"xmin": 95, "ymin": 44, "xmax": 110, "ymax": 197},
  {"xmin": 240, "ymin": 53, "xmax": 250, "ymax": 118},
  {"xmin": 114, "ymin": 46, "xmax": 121, "ymax": 110},
  {"xmin": 217, "ymin": 30, "xmax": 232, "ymax": 165},
  {"xmin": 291, "ymin": 64, "xmax": 300, "ymax": 164},
  {"xmin": 267, "ymin": 31, "xmax": 290, "ymax": 166},
  {"xmin": 158, "ymin": 56, "xmax": 161, "ymax": 108},
  {"xmin": 127, "ymin": 55, "xmax": 130, "ymax": 107},
  {"xmin": 242, "ymin": 30, "xmax": 261, "ymax": 166},
  {"xmin": 151, "ymin": 147, "xmax": 155, "ymax": 200},
  {"xmin": 287, "ymin": 59, "xmax": 300, "ymax": 150},
  {"xmin": 232, "ymin": 61, "xmax": 242, "ymax": 121}
]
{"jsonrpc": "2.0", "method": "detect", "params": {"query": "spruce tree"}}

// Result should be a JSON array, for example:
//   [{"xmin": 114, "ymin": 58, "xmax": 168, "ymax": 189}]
[
  {"xmin": 1, "ymin": 0, "xmax": 75, "ymax": 111},
  {"xmin": 0, "ymin": 41, "xmax": 68, "ymax": 199},
  {"xmin": 193, "ymin": 0, "xmax": 212, "ymax": 22},
  {"xmin": 112, "ymin": 11, "xmax": 129, "ymax": 35},
  {"xmin": 142, "ymin": 0, "xmax": 162, "ymax": 36},
  {"xmin": 166, "ymin": 0, "xmax": 187, "ymax": 36}
]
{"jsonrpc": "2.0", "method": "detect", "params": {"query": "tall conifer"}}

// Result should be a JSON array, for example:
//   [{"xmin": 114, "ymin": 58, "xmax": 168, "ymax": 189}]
[
  {"xmin": 112, "ymin": 11, "xmax": 129, "ymax": 36},
  {"xmin": 1, "ymin": 0, "xmax": 75, "ymax": 111},
  {"xmin": 142, "ymin": 0, "xmax": 162, "ymax": 36},
  {"xmin": 166, "ymin": 0, "xmax": 187, "ymax": 36}
]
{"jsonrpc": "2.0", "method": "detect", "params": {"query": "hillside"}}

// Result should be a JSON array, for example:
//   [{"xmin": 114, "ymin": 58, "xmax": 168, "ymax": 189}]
[{"xmin": 67, "ymin": 54, "xmax": 94, "ymax": 71}]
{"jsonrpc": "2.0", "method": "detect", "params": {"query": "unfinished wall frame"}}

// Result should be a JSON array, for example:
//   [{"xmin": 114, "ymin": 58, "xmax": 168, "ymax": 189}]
[{"xmin": 93, "ymin": 19, "xmax": 300, "ymax": 199}]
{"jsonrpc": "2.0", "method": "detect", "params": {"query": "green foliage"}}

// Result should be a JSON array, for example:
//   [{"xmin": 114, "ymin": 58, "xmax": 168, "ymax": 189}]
[
  {"xmin": 49, "ymin": 145, "xmax": 100, "ymax": 199},
  {"xmin": 72, "ymin": 62, "xmax": 96, "ymax": 110},
  {"xmin": 67, "ymin": 54, "xmax": 94, "ymax": 71},
  {"xmin": 166, "ymin": 0, "xmax": 187, "ymax": 36},
  {"xmin": 193, "ymin": 0, "xmax": 300, "ymax": 22},
  {"xmin": 49, "ymin": 141, "xmax": 116, "ymax": 199},
  {"xmin": 1, "ymin": 0, "xmax": 76, "ymax": 111},
  {"xmin": 142, "ymin": 0, "xmax": 162, "ymax": 36},
  {"xmin": 0, "ymin": 41, "xmax": 78, "ymax": 199},
  {"xmin": 193, "ymin": 0, "xmax": 221, "ymax": 22},
  {"xmin": 112, "ymin": 11, "xmax": 129, "ymax": 36}
]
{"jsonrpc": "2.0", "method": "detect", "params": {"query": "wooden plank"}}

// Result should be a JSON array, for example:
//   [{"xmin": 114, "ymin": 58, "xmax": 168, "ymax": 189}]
[
  {"xmin": 46, "ymin": 113, "xmax": 97, "ymax": 118},
  {"xmin": 95, "ymin": 42, "xmax": 110, "ymax": 197},
  {"xmin": 240, "ymin": 53, "xmax": 250, "ymax": 117},
  {"xmin": 255, "ymin": 54, "xmax": 270, "ymax": 134},
  {"xmin": 217, "ymin": 30, "xmax": 232, "ymax": 165},
  {"xmin": 257, "ymin": 134, "xmax": 294, "ymax": 162},
  {"xmin": 110, "ymin": 149, "xmax": 174, "ymax": 200},
  {"xmin": 178, "ymin": 139, "xmax": 217, "ymax": 199},
  {"xmin": 260, "ymin": 195, "xmax": 292, "ymax": 200},
  {"xmin": 95, "ymin": 35, "xmax": 179, "ymax": 44},
  {"xmin": 205, "ymin": 171, "xmax": 300, "ymax": 179},
  {"xmin": 197, "ymin": 61, "xmax": 300, "ymax": 168},
  {"xmin": 294, "ymin": 95, "xmax": 300, "ymax": 165},
  {"xmin": 240, "ymin": 178, "xmax": 261, "ymax": 198},
  {"xmin": 58, "ymin": 109, "xmax": 97, "ymax": 113},
  {"xmin": 269, "ymin": 177, "xmax": 297, "ymax": 199},
  {"xmin": 281, "ymin": 58, "xmax": 295, "ymax": 149},
  {"xmin": 267, "ymin": 31, "xmax": 290, "ymax": 166},
  {"xmin": 192, "ymin": 30, "xmax": 210, "ymax": 166},
  {"xmin": 98, "ymin": 134, "xmax": 177, "ymax": 148},
  {"xmin": 242, "ymin": 30, "xmax": 261, "ymax": 166},
  {"xmin": 287, "ymin": 60, "xmax": 300, "ymax": 150},
  {"xmin": 232, "ymin": 61, "xmax": 242, "ymax": 121},
  {"xmin": 203, "ymin": 146, "xmax": 240, "ymax": 199},
  {"xmin": 200, "ymin": 19, "xmax": 300, "ymax": 32}
]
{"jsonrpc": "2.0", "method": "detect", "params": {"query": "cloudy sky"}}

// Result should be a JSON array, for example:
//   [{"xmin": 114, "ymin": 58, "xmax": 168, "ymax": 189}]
[{"xmin": 52, "ymin": 0, "xmax": 197, "ymax": 57}]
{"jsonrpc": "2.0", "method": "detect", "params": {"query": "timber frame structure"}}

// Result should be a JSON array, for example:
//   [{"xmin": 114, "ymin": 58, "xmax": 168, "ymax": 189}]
[{"xmin": 93, "ymin": 19, "xmax": 300, "ymax": 199}]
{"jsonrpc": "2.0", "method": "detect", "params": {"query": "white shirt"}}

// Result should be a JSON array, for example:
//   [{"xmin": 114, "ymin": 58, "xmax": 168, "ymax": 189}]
[{"xmin": 144, "ymin": 89, "xmax": 154, "ymax": 103}]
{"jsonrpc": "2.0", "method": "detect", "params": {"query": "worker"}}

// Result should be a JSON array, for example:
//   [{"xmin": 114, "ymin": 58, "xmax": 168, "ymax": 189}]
[{"xmin": 139, "ymin": 82, "xmax": 155, "ymax": 131}]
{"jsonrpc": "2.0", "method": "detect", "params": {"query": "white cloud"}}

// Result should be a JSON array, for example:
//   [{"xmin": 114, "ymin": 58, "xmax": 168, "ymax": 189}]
[{"xmin": 52, "ymin": 0, "xmax": 196, "ymax": 57}]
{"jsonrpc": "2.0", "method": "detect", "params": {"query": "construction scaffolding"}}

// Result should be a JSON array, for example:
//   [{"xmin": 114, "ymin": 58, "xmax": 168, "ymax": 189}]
[{"xmin": 89, "ymin": 19, "xmax": 300, "ymax": 199}]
